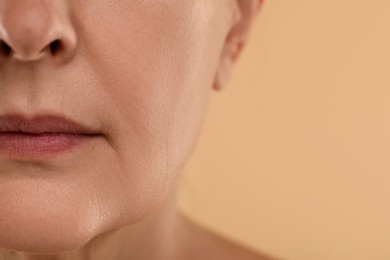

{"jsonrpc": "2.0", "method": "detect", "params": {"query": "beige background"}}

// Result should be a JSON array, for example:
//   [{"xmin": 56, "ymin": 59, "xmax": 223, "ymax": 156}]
[{"xmin": 178, "ymin": 0, "xmax": 390, "ymax": 260}]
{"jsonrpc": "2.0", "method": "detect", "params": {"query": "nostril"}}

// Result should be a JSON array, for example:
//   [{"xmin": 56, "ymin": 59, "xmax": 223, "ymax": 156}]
[
  {"xmin": 0, "ymin": 40, "xmax": 12, "ymax": 56},
  {"xmin": 49, "ymin": 39, "xmax": 62, "ymax": 55}
]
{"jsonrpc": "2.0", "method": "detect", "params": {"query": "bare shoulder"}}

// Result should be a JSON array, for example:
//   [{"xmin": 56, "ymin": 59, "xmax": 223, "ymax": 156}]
[{"xmin": 176, "ymin": 212, "xmax": 276, "ymax": 260}]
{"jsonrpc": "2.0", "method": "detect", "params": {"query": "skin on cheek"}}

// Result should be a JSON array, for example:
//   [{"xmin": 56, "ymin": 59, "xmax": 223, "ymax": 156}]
[{"xmin": 79, "ymin": 0, "xmax": 222, "ymax": 180}]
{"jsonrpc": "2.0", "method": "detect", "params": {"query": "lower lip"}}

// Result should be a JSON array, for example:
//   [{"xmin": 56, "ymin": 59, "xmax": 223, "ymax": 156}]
[{"xmin": 0, "ymin": 132, "xmax": 94, "ymax": 158}]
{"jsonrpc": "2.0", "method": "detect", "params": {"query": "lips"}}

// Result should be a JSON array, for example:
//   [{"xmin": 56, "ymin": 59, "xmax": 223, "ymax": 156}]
[
  {"xmin": 0, "ymin": 114, "xmax": 100, "ymax": 135},
  {"xmin": 0, "ymin": 114, "xmax": 102, "ymax": 157}
]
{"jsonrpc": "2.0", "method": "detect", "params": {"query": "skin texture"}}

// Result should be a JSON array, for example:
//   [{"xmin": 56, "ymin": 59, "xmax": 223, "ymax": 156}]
[{"xmin": 0, "ymin": 0, "xmax": 270, "ymax": 259}]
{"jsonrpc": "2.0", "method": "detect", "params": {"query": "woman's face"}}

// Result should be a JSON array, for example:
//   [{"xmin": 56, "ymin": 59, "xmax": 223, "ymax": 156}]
[{"xmin": 0, "ymin": 0, "xmax": 236, "ymax": 253}]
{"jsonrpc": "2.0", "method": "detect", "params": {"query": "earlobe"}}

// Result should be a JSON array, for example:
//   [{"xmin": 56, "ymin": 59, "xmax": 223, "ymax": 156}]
[
  {"xmin": 212, "ymin": 0, "xmax": 264, "ymax": 91},
  {"xmin": 213, "ymin": 38, "xmax": 243, "ymax": 92}
]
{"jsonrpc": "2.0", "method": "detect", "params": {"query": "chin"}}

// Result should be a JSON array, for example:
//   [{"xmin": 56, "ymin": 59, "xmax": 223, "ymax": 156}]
[
  {"xmin": 0, "ymin": 140, "xmax": 175, "ymax": 254},
  {"xmin": 0, "ymin": 208, "xmax": 94, "ymax": 254},
  {"xmin": 0, "ymin": 177, "xmax": 104, "ymax": 254},
  {"xmin": 0, "ymin": 170, "xmax": 168, "ymax": 255}
]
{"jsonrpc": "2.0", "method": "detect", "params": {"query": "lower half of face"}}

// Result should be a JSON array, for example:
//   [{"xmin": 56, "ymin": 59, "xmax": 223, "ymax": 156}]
[{"xmin": 0, "ymin": 0, "xmax": 231, "ymax": 253}]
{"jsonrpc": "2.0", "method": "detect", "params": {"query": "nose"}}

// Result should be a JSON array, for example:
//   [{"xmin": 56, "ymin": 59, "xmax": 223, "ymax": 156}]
[{"xmin": 0, "ymin": 0, "xmax": 77, "ymax": 62}]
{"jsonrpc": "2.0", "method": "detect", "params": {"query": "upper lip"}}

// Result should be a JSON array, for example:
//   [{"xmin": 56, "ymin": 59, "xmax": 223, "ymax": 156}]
[{"xmin": 0, "ymin": 114, "xmax": 101, "ymax": 135}]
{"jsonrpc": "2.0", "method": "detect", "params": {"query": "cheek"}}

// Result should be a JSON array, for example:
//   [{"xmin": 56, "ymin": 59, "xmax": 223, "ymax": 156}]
[{"xmin": 76, "ymin": 1, "xmax": 223, "ymax": 221}]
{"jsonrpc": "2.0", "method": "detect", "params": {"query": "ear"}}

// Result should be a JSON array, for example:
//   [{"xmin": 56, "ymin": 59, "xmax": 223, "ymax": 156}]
[{"xmin": 213, "ymin": 0, "xmax": 264, "ymax": 91}]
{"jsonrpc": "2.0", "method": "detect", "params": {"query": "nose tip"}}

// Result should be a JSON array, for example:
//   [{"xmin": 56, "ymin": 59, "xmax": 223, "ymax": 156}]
[{"xmin": 0, "ymin": 0, "xmax": 77, "ymax": 62}]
